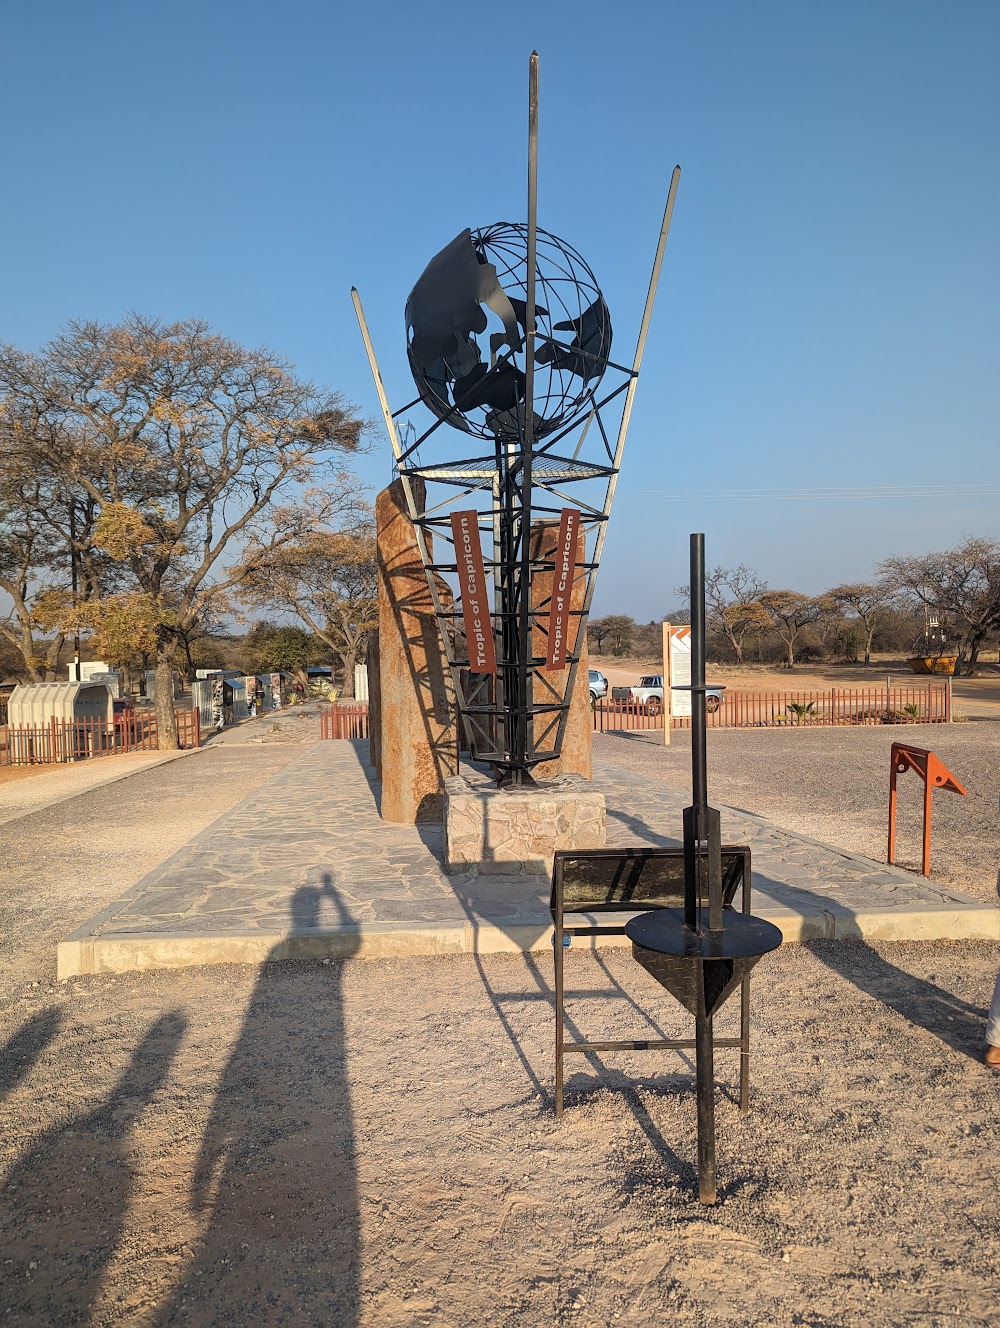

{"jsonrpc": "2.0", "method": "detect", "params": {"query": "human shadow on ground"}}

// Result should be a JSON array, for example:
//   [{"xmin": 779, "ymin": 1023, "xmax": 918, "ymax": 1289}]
[
  {"xmin": 153, "ymin": 875, "xmax": 361, "ymax": 1327},
  {"xmin": 0, "ymin": 1010, "xmax": 186, "ymax": 1324},
  {"xmin": 0, "ymin": 1006, "xmax": 63, "ymax": 1101}
]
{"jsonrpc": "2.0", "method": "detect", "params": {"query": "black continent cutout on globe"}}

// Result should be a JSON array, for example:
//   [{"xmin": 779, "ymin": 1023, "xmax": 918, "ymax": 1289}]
[{"xmin": 405, "ymin": 226, "xmax": 612, "ymax": 441}]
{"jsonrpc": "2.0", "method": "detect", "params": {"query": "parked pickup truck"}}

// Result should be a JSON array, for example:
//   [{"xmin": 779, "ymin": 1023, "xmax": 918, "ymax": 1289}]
[{"xmin": 611, "ymin": 675, "xmax": 723, "ymax": 714}]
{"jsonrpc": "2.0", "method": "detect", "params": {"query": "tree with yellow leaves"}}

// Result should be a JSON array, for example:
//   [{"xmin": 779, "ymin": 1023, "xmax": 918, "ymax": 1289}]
[
  {"xmin": 238, "ymin": 518, "xmax": 377, "ymax": 698},
  {"xmin": 0, "ymin": 315, "xmax": 368, "ymax": 746}
]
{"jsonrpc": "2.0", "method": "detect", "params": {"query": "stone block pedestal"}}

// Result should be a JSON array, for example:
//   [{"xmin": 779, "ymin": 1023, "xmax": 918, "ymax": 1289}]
[{"xmin": 444, "ymin": 775, "xmax": 606, "ymax": 876}]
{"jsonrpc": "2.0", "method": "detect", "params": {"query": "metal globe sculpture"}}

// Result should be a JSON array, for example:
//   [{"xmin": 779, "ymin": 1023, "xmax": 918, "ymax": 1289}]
[{"xmin": 405, "ymin": 223, "xmax": 612, "ymax": 442}]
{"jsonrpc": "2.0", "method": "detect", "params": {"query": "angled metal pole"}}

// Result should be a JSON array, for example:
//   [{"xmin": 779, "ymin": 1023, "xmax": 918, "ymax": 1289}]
[
  {"xmin": 351, "ymin": 287, "xmax": 404, "ymax": 465},
  {"xmin": 588, "ymin": 165, "xmax": 681, "ymax": 580},
  {"xmin": 547, "ymin": 167, "xmax": 681, "ymax": 769}
]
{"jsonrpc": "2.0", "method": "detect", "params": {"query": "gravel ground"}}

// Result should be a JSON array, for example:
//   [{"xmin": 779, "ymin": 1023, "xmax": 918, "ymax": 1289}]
[
  {"xmin": 594, "ymin": 723, "xmax": 1000, "ymax": 906},
  {"xmin": 1, "ymin": 729, "xmax": 998, "ymax": 1327}
]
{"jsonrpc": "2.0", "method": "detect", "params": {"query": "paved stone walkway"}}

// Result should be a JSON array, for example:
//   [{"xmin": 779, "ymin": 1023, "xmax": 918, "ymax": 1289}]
[{"xmin": 58, "ymin": 740, "xmax": 997, "ymax": 977}]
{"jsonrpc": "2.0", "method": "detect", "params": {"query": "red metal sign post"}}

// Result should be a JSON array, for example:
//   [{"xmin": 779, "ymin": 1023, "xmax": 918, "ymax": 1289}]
[
  {"xmin": 451, "ymin": 511, "xmax": 497, "ymax": 674},
  {"xmin": 545, "ymin": 508, "xmax": 580, "ymax": 671},
  {"xmin": 887, "ymin": 743, "xmax": 967, "ymax": 876}
]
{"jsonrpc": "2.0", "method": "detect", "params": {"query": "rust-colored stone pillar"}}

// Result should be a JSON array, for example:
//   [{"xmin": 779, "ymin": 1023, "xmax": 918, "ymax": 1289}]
[
  {"xmin": 530, "ymin": 520, "xmax": 592, "ymax": 780},
  {"xmin": 375, "ymin": 478, "xmax": 457, "ymax": 822}
]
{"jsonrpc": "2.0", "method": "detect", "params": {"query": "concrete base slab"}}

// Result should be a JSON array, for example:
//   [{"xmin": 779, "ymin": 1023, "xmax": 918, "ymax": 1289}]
[{"xmin": 57, "ymin": 740, "xmax": 998, "ymax": 978}]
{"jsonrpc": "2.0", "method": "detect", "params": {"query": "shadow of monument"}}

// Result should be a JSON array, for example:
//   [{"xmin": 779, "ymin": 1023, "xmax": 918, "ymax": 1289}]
[
  {"xmin": 803, "ymin": 937, "xmax": 989, "ymax": 1061},
  {"xmin": 0, "ymin": 1005, "xmax": 63, "ymax": 1101},
  {"xmin": 0, "ymin": 1011, "xmax": 187, "ymax": 1324},
  {"xmin": 743, "ymin": 865, "xmax": 993, "ymax": 1063},
  {"xmin": 354, "ymin": 744, "xmax": 710, "ymax": 1123},
  {"xmin": 152, "ymin": 876, "xmax": 361, "ymax": 1326}
]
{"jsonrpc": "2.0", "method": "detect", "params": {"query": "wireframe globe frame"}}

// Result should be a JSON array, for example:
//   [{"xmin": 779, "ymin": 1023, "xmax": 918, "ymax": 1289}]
[{"xmin": 405, "ymin": 222, "xmax": 612, "ymax": 444}]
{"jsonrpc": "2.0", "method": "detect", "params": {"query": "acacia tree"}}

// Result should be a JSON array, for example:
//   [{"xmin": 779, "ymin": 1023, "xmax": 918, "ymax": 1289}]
[
  {"xmin": 587, "ymin": 616, "xmax": 611, "ymax": 653},
  {"xmin": 828, "ymin": 581, "xmax": 896, "ymax": 666},
  {"xmin": 0, "ymin": 452, "xmax": 107, "ymax": 679},
  {"xmin": 601, "ymin": 614, "xmax": 635, "ymax": 656},
  {"xmin": 0, "ymin": 475, "xmax": 66, "ymax": 679},
  {"xmin": 759, "ymin": 590, "xmax": 827, "ymax": 667},
  {"xmin": 0, "ymin": 315, "xmax": 367, "ymax": 746},
  {"xmin": 880, "ymin": 537, "xmax": 1000, "ymax": 675},
  {"xmin": 242, "ymin": 622, "xmax": 326, "ymax": 688},
  {"xmin": 675, "ymin": 564, "xmax": 769, "ymax": 662},
  {"xmin": 239, "ymin": 524, "xmax": 377, "ymax": 698}
]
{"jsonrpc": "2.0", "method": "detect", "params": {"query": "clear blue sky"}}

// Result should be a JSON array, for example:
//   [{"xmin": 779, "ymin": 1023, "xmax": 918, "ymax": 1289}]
[{"xmin": 2, "ymin": 0, "xmax": 997, "ymax": 619}]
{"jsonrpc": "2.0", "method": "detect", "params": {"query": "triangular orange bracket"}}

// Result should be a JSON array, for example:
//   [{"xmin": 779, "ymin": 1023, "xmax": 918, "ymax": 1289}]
[{"xmin": 888, "ymin": 743, "xmax": 967, "ymax": 877}]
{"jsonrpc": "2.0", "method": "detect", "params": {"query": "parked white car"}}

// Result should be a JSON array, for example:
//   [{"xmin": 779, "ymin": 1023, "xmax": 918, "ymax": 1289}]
[{"xmin": 611, "ymin": 675, "xmax": 722, "ymax": 714}]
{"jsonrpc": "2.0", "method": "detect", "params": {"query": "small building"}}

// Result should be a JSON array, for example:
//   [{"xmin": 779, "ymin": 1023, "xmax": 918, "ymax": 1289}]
[
  {"xmin": 245, "ymin": 676, "xmax": 273, "ymax": 714},
  {"xmin": 6, "ymin": 681, "xmax": 115, "ymax": 764},
  {"xmin": 143, "ymin": 668, "xmax": 183, "ymax": 701},
  {"xmin": 192, "ymin": 674, "xmax": 248, "ymax": 730}
]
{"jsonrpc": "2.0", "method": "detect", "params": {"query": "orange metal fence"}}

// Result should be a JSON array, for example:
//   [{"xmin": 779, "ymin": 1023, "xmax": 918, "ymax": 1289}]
[
  {"xmin": 320, "ymin": 703, "xmax": 370, "ymax": 740},
  {"xmin": 1, "ymin": 708, "xmax": 201, "ymax": 765},
  {"xmin": 594, "ymin": 685, "xmax": 950, "ymax": 732}
]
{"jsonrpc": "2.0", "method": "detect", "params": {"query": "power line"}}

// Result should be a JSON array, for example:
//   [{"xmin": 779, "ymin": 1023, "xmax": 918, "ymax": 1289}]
[{"xmin": 617, "ymin": 483, "xmax": 1000, "ymax": 504}]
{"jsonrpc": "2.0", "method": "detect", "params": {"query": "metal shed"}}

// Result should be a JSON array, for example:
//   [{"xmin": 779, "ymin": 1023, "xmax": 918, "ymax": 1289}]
[
  {"xmin": 192, "ymin": 674, "xmax": 247, "ymax": 730},
  {"xmin": 8, "ymin": 680, "xmax": 114, "ymax": 727},
  {"xmin": 6, "ymin": 681, "xmax": 115, "ymax": 764},
  {"xmin": 249, "ymin": 676, "xmax": 273, "ymax": 714}
]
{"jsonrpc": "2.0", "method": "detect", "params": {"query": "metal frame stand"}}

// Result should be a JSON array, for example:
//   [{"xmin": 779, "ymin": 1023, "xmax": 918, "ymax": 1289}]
[
  {"xmin": 549, "ymin": 844, "xmax": 754, "ymax": 1119},
  {"xmin": 887, "ymin": 742, "xmax": 967, "ymax": 876}
]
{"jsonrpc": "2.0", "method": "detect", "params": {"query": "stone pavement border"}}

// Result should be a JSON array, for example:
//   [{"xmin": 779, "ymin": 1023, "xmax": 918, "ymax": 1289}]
[{"xmin": 57, "ymin": 741, "xmax": 998, "ymax": 979}]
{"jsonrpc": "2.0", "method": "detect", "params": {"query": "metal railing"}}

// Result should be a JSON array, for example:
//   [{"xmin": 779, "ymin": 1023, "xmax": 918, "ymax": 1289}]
[
  {"xmin": 1, "ymin": 708, "xmax": 201, "ymax": 765},
  {"xmin": 594, "ymin": 684, "xmax": 950, "ymax": 732},
  {"xmin": 319, "ymin": 702, "xmax": 370, "ymax": 740}
]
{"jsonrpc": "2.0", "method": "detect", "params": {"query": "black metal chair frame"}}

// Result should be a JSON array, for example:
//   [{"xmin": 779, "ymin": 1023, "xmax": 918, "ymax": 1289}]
[{"xmin": 550, "ymin": 845, "xmax": 753, "ymax": 1117}]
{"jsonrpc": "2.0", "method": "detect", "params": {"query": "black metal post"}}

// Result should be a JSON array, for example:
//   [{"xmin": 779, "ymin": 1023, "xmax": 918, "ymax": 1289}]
[
  {"xmin": 690, "ymin": 531, "xmax": 720, "ymax": 1201},
  {"xmin": 694, "ymin": 972, "xmax": 717, "ymax": 1204},
  {"xmin": 513, "ymin": 50, "xmax": 540, "ymax": 785},
  {"xmin": 690, "ymin": 533, "xmax": 707, "ymax": 812}
]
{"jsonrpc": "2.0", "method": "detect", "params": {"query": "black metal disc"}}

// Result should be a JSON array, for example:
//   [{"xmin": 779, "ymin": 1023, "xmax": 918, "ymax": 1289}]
[
  {"xmin": 625, "ymin": 908, "xmax": 783, "ymax": 960},
  {"xmin": 626, "ymin": 909, "xmax": 783, "ymax": 1017}
]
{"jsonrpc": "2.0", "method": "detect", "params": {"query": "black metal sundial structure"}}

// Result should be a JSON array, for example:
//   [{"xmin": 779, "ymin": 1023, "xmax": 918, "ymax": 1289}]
[
  {"xmin": 625, "ymin": 534, "xmax": 782, "ymax": 1204},
  {"xmin": 351, "ymin": 52, "xmax": 679, "ymax": 786}
]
